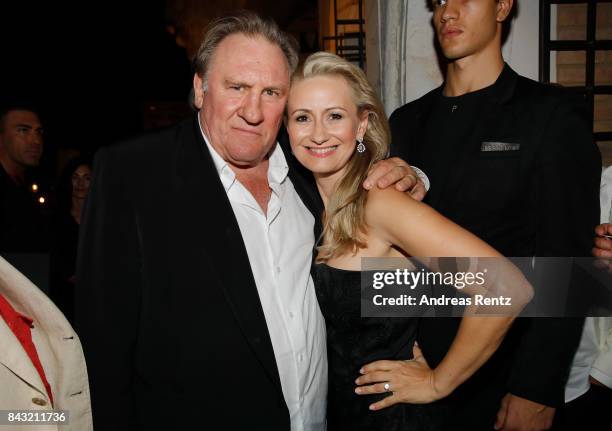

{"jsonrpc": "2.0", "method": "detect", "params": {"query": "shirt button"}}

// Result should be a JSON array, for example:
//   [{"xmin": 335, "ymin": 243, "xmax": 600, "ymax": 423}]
[
  {"xmin": 288, "ymin": 311, "xmax": 294, "ymax": 319},
  {"xmin": 298, "ymin": 353, "xmax": 304, "ymax": 362},
  {"xmin": 276, "ymin": 266, "xmax": 281, "ymax": 274},
  {"xmin": 32, "ymin": 397, "xmax": 47, "ymax": 406}
]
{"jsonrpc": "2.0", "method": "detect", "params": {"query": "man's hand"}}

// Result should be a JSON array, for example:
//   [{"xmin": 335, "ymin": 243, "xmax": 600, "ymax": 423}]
[
  {"xmin": 593, "ymin": 224, "xmax": 612, "ymax": 273},
  {"xmin": 494, "ymin": 393, "xmax": 555, "ymax": 431},
  {"xmin": 363, "ymin": 157, "xmax": 426, "ymax": 201},
  {"xmin": 589, "ymin": 375, "xmax": 612, "ymax": 390},
  {"xmin": 593, "ymin": 223, "xmax": 612, "ymax": 258}
]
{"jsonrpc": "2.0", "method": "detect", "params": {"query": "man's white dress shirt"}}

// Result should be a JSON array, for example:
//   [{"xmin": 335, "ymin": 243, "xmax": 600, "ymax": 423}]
[{"xmin": 199, "ymin": 118, "xmax": 327, "ymax": 430}]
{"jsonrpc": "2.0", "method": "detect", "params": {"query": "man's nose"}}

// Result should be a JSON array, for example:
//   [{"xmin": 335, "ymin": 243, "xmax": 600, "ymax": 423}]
[
  {"xmin": 30, "ymin": 132, "xmax": 43, "ymax": 146},
  {"xmin": 441, "ymin": 0, "xmax": 459, "ymax": 22},
  {"xmin": 239, "ymin": 93, "xmax": 264, "ymax": 125}
]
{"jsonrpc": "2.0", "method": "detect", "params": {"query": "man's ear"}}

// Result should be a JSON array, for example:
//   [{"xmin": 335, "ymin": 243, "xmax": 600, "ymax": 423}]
[
  {"xmin": 193, "ymin": 74, "xmax": 205, "ymax": 110},
  {"xmin": 496, "ymin": 0, "xmax": 514, "ymax": 23}
]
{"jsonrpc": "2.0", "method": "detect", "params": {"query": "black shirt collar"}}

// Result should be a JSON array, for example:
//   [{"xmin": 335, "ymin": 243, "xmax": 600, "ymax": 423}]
[{"xmin": 438, "ymin": 63, "xmax": 518, "ymax": 105}]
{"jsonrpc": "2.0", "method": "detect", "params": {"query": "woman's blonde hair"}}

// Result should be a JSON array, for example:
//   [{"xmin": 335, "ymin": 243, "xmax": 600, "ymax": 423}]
[{"xmin": 291, "ymin": 52, "xmax": 391, "ymax": 262}]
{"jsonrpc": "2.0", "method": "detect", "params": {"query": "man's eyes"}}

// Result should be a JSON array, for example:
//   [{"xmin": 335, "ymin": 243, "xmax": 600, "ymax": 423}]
[
  {"xmin": 15, "ymin": 127, "xmax": 43, "ymax": 135},
  {"xmin": 432, "ymin": 0, "xmax": 447, "ymax": 7},
  {"xmin": 228, "ymin": 86, "xmax": 280, "ymax": 97}
]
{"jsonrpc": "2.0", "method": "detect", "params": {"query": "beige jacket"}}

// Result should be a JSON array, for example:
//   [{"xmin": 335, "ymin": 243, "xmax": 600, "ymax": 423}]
[{"xmin": 0, "ymin": 256, "xmax": 92, "ymax": 431}]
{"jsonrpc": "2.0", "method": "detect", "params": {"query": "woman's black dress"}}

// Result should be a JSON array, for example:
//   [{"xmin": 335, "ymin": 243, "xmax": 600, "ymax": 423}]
[{"xmin": 312, "ymin": 263, "xmax": 444, "ymax": 431}]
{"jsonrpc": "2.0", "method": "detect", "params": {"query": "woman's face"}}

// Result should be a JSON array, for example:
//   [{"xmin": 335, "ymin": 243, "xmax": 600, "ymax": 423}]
[
  {"xmin": 286, "ymin": 74, "xmax": 368, "ymax": 180},
  {"xmin": 71, "ymin": 164, "xmax": 92, "ymax": 199}
]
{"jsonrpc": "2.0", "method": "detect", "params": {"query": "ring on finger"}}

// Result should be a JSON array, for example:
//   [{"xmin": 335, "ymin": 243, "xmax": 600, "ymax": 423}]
[{"xmin": 383, "ymin": 382, "xmax": 391, "ymax": 392}]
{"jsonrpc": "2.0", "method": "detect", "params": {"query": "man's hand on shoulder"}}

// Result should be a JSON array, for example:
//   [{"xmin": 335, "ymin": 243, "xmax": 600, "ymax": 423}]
[
  {"xmin": 494, "ymin": 393, "xmax": 555, "ymax": 431},
  {"xmin": 363, "ymin": 157, "xmax": 427, "ymax": 201}
]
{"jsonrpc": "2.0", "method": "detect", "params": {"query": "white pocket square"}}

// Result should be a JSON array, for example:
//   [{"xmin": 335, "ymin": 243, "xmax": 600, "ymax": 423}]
[{"xmin": 481, "ymin": 141, "xmax": 520, "ymax": 152}]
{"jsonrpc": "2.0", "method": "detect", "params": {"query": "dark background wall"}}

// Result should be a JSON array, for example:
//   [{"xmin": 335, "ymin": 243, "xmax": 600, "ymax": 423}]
[
  {"xmin": 1, "ymin": 1, "xmax": 190, "ymax": 154},
  {"xmin": 0, "ymin": 0, "xmax": 318, "ymax": 179}
]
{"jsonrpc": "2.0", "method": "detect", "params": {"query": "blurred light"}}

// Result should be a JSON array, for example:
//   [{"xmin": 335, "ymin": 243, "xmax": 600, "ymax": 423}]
[
  {"xmin": 31, "ymin": 183, "xmax": 38, "ymax": 192},
  {"xmin": 38, "ymin": 197, "xmax": 45, "ymax": 204}
]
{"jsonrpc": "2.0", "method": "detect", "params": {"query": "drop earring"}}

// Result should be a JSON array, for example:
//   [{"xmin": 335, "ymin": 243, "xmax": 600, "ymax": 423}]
[{"xmin": 356, "ymin": 137, "xmax": 366, "ymax": 153}]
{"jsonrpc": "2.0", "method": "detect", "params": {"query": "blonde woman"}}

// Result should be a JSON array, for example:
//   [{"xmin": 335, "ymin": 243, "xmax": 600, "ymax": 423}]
[{"xmin": 285, "ymin": 52, "xmax": 532, "ymax": 430}]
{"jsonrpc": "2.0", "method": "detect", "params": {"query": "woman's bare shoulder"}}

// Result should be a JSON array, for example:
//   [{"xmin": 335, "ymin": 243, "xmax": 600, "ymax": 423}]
[
  {"xmin": 365, "ymin": 187, "xmax": 425, "ymax": 230},
  {"xmin": 366, "ymin": 186, "xmax": 420, "ymax": 214}
]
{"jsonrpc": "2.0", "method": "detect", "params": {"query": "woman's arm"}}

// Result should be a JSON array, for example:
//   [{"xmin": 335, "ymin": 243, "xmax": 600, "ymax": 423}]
[
  {"xmin": 365, "ymin": 186, "xmax": 499, "ymax": 258},
  {"xmin": 355, "ymin": 188, "xmax": 533, "ymax": 409},
  {"xmin": 364, "ymin": 187, "xmax": 532, "ymax": 305}
]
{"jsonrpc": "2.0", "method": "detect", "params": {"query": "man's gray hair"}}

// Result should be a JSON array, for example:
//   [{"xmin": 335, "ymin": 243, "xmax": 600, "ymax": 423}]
[{"xmin": 193, "ymin": 10, "xmax": 299, "ymax": 89}]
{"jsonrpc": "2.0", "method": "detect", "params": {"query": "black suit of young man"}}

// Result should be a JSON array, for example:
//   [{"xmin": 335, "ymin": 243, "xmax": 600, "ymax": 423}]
[{"xmin": 390, "ymin": 65, "xmax": 601, "ymax": 429}]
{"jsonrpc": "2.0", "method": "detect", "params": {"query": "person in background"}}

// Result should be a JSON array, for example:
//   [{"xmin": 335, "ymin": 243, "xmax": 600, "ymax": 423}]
[
  {"xmin": 50, "ymin": 157, "xmax": 92, "ymax": 323},
  {"xmin": 389, "ymin": 0, "xmax": 601, "ymax": 429},
  {"xmin": 562, "ymin": 166, "xmax": 612, "ymax": 430},
  {"xmin": 593, "ymin": 168, "xmax": 612, "ymax": 263},
  {"xmin": 0, "ymin": 103, "xmax": 48, "ymax": 252},
  {"xmin": 0, "ymin": 255, "xmax": 92, "ymax": 430},
  {"xmin": 559, "ymin": 316, "xmax": 612, "ymax": 430}
]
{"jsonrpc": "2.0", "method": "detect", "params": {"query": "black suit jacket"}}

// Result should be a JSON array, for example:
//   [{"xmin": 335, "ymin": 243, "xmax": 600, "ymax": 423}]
[
  {"xmin": 390, "ymin": 66, "xmax": 601, "ymax": 425},
  {"xmin": 76, "ymin": 117, "xmax": 320, "ymax": 430}
]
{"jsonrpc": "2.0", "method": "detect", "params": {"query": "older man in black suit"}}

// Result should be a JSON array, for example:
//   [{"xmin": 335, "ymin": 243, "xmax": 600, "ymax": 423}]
[{"xmin": 390, "ymin": 1, "xmax": 601, "ymax": 430}]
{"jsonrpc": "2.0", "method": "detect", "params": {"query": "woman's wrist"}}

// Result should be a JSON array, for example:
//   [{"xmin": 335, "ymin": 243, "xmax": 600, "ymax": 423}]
[{"xmin": 431, "ymin": 367, "xmax": 457, "ymax": 400}]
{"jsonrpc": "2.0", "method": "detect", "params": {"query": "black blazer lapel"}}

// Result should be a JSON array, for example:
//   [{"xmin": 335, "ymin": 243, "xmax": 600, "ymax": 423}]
[
  {"xmin": 278, "ymin": 125, "xmax": 324, "ymax": 240},
  {"xmin": 171, "ymin": 117, "xmax": 284, "ymax": 397}
]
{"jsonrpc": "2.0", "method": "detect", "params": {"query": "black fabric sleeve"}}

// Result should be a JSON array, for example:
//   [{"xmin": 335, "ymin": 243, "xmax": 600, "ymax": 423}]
[
  {"xmin": 506, "ymin": 97, "xmax": 601, "ymax": 407},
  {"xmin": 75, "ymin": 146, "xmax": 142, "ymax": 429}
]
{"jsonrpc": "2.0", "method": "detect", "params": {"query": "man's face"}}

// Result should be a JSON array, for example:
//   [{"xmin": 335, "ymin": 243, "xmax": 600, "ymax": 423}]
[
  {"xmin": 193, "ymin": 34, "xmax": 290, "ymax": 169},
  {"xmin": 432, "ymin": 0, "xmax": 507, "ymax": 61},
  {"xmin": 0, "ymin": 110, "xmax": 44, "ymax": 168}
]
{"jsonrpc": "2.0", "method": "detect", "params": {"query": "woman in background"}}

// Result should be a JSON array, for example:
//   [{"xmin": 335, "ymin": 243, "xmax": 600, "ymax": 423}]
[{"xmin": 50, "ymin": 157, "xmax": 92, "ymax": 322}]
